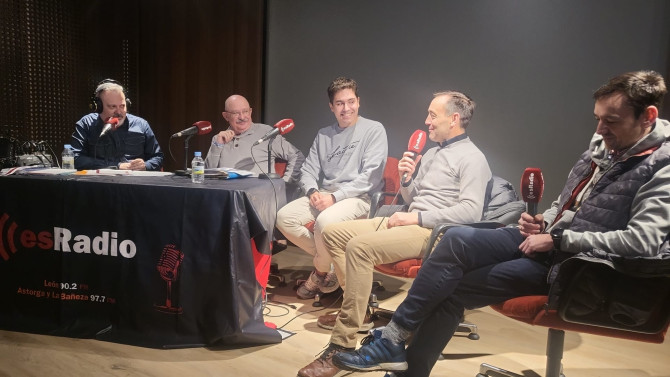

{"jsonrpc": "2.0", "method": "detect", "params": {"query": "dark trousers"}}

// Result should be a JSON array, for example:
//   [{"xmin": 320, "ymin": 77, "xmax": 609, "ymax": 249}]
[{"xmin": 392, "ymin": 226, "xmax": 551, "ymax": 377}]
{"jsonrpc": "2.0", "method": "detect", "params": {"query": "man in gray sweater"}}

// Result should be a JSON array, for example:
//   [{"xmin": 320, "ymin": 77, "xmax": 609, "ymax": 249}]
[
  {"xmin": 276, "ymin": 77, "xmax": 388, "ymax": 300},
  {"xmin": 204, "ymin": 94, "xmax": 304, "ymax": 184},
  {"xmin": 297, "ymin": 91, "xmax": 492, "ymax": 377}
]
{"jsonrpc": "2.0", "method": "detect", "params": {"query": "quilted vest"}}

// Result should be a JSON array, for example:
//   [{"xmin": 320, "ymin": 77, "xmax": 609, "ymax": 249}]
[{"xmin": 551, "ymin": 142, "xmax": 670, "ymax": 262}]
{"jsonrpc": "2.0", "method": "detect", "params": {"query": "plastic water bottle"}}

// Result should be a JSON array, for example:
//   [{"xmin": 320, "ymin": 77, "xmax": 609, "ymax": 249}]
[
  {"xmin": 191, "ymin": 151, "xmax": 205, "ymax": 183},
  {"xmin": 62, "ymin": 144, "xmax": 75, "ymax": 169}
]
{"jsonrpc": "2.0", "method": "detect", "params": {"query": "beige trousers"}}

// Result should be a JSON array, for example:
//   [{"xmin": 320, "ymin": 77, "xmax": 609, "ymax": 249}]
[
  {"xmin": 275, "ymin": 192, "xmax": 370, "ymax": 273},
  {"xmin": 323, "ymin": 217, "xmax": 431, "ymax": 348}
]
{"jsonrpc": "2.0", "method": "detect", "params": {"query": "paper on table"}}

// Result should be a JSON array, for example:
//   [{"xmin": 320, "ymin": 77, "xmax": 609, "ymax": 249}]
[
  {"xmin": 1, "ymin": 167, "xmax": 76, "ymax": 176},
  {"xmin": 208, "ymin": 167, "xmax": 257, "ymax": 178},
  {"xmin": 76, "ymin": 169, "xmax": 174, "ymax": 177}
]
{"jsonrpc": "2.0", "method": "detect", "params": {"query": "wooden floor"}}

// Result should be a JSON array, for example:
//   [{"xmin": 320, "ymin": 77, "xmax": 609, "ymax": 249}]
[{"xmin": 1, "ymin": 246, "xmax": 669, "ymax": 377}]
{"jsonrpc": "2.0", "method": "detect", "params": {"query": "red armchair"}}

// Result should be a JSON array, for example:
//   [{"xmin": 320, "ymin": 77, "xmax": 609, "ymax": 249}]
[{"xmin": 477, "ymin": 254, "xmax": 670, "ymax": 377}]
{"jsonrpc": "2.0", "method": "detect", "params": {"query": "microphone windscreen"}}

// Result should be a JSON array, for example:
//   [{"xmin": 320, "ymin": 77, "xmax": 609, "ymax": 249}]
[
  {"xmin": 108, "ymin": 117, "xmax": 119, "ymax": 126},
  {"xmin": 520, "ymin": 167, "xmax": 544, "ymax": 204},
  {"xmin": 274, "ymin": 118, "xmax": 295, "ymax": 135},
  {"xmin": 407, "ymin": 129, "xmax": 427, "ymax": 154},
  {"xmin": 194, "ymin": 121, "xmax": 213, "ymax": 135}
]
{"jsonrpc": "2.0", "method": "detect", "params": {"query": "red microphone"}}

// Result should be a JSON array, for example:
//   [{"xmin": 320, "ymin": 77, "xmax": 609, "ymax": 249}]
[
  {"xmin": 253, "ymin": 118, "xmax": 294, "ymax": 146},
  {"xmin": 99, "ymin": 117, "xmax": 120, "ymax": 138},
  {"xmin": 194, "ymin": 120, "xmax": 212, "ymax": 135},
  {"xmin": 520, "ymin": 167, "xmax": 544, "ymax": 216},
  {"xmin": 401, "ymin": 129, "xmax": 427, "ymax": 184},
  {"xmin": 171, "ymin": 121, "xmax": 212, "ymax": 138}
]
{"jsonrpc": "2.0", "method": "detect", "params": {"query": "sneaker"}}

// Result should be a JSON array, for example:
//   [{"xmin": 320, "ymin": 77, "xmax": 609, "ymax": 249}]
[
  {"xmin": 317, "ymin": 310, "xmax": 374, "ymax": 333},
  {"xmin": 297, "ymin": 271, "xmax": 323, "ymax": 299},
  {"xmin": 332, "ymin": 329, "xmax": 407, "ymax": 372},
  {"xmin": 319, "ymin": 272, "xmax": 340, "ymax": 294},
  {"xmin": 297, "ymin": 343, "xmax": 354, "ymax": 377}
]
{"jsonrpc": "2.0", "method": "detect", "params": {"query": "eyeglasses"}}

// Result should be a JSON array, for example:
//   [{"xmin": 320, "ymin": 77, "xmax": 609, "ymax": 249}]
[{"xmin": 226, "ymin": 108, "xmax": 252, "ymax": 117}]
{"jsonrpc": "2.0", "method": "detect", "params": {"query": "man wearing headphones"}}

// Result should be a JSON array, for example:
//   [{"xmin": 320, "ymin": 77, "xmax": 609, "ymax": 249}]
[{"xmin": 70, "ymin": 79, "xmax": 164, "ymax": 171}]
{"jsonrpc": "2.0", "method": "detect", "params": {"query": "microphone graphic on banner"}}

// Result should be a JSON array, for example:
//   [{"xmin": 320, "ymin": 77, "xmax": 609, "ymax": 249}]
[
  {"xmin": 520, "ymin": 167, "xmax": 544, "ymax": 216},
  {"xmin": 253, "ymin": 119, "xmax": 294, "ymax": 146},
  {"xmin": 155, "ymin": 244, "xmax": 184, "ymax": 314},
  {"xmin": 401, "ymin": 129, "xmax": 427, "ymax": 185},
  {"xmin": 171, "ymin": 121, "xmax": 213, "ymax": 138},
  {"xmin": 99, "ymin": 117, "xmax": 119, "ymax": 138}
]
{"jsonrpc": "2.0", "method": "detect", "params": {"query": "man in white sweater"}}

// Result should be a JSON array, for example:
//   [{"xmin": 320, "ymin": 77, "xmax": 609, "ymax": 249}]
[
  {"xmin": 297, "ymin": 91, "xmax": 492, "ymax": 377},
  {"xmin": 276, "ymin": 77, "xmax": 388, "ymax": 300}
]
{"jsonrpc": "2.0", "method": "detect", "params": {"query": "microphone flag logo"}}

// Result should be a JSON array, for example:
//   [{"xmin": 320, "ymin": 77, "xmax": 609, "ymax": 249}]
[
  {"xmin": 412, "ymin": 131, "xmax": 424, "ymax": 151},
  {"xmin": 195, "ymin": 121, "xmax": 212, "ymax": 135},
  {"xmin": 280, "ymin": 122, "xmax": 294, "ymax": 134},
  {"xmin": 527, "ymin": 172, "xmax": 536, "ymax": 200}
]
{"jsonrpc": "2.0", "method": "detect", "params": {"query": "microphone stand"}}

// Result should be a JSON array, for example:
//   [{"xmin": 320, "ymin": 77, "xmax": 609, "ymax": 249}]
[
  {"xmin": 173, "ymin": 134, "xmax": 195, "ymax": 176},
  {"xmin": 259, "ymin": 136, "xmax": 280, "ymax": 180},
  {"xmin": 183, "ymin": 134, "xmax": 194, "ymax": 171}
]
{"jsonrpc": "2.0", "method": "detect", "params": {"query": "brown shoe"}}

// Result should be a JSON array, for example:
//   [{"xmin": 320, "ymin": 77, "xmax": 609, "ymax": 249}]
[
  {"xmin": 317, "ymin": 310, "xmax": 374, "ymax": 333},
  {"xmin": 297, "ymin": 343, "xmax": 354, "ymax": 377}
]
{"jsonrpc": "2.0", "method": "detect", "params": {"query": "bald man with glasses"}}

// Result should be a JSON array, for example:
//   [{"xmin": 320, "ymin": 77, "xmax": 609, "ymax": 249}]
[{"xmin": 204, "ymin": 94, "xmax": 304, "ymax": 183}]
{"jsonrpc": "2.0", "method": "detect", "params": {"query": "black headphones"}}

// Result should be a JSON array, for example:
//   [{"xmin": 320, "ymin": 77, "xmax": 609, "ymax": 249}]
[{"xmin": 89, "ymin": 78, "xmax": 132, "ymax": 113}]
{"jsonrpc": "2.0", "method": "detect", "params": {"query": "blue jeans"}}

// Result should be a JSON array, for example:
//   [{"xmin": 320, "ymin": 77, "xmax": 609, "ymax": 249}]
[{"xmin": 392, "ymin": 226, "xmax": 551, "ymax": 377}]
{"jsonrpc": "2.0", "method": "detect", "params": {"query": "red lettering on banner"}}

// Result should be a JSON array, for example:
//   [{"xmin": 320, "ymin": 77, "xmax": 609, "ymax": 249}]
[
  {"xmin": 0, "ymin": 213, "xmax": 15, "ymax": 261},
  {"xmin": 37, "ymin": 231, "xmax": 53, "ymax": 249},
  {"xmin": 20, "ymin": 230, "xmax": 36, "ymax": 248}
]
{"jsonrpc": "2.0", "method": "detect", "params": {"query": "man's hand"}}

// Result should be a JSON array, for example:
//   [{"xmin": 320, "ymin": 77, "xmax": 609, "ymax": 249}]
[
  {"xmin": 387, "ymin": 211, "xmax": 419, "ymax": 228},
  {"xmin": 215, "ymin": 130, "xmax": 235, "ymax": 144},
  {"xmin": 518, "ymin": 233, "xmax": 553, "ymax": 257},
  {"xmin": 518, "ymin": 212, "xmax": 545, "ymax": 237},
  {"xmin": 309, "ymin": 191, "xmax": 335, "ymax": 212},
  {"xmin": 398, "ymin": 151, "xmax": 422, "ymax": 184},
  {"xmin": 119, "ymin": 158, "xmax": 146, "ymax": 171}
]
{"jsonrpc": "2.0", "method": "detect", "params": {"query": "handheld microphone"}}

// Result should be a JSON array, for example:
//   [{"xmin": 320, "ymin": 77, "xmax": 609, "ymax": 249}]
[
  {"xmin": 171, "ymin": 121, "xmax": 213, "ymax": 138},
  {"xmin": 253, "ymin": 119, "xmax": 294, "ymax": 146},
  {"xmin": 99, "ymin": 117, "xmax": 120, "ymax": 138},
  {"xmin": 373, "ymin": 129, "xmax": 426, "ymax": 231},
  {"xmin": 401, "ymin": 129, "xmax": 427, "ymax": 185},
  {"xmin": 520, "ymin": 167, "xmax": 544, "ymax": 216}
]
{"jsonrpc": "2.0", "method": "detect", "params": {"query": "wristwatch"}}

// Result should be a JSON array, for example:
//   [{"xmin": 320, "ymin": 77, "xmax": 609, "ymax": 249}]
[
  {"xmin": 306, "ymin": 188, "xmax": 319, "ymax": 198},
  {"xmin": 550, "ymin": 228, "xmax": 564, "ymax": 250}
]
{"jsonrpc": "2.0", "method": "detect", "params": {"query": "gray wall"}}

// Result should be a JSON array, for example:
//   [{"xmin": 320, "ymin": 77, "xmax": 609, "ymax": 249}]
[{"xmin": 265, "ymin": 0, "xmax": 670, "ymax": 204}]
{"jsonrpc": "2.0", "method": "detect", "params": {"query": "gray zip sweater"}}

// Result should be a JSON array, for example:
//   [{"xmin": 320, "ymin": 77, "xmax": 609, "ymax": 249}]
[{"xmin": 402, "ymin": 136, "xmax": 492, "ymax": 228}]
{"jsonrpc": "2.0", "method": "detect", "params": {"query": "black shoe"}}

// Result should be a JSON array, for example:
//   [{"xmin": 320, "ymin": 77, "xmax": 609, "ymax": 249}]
[{"xmin": 271, "ymin": 240, "xmax": 287, "ymax": 254}]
